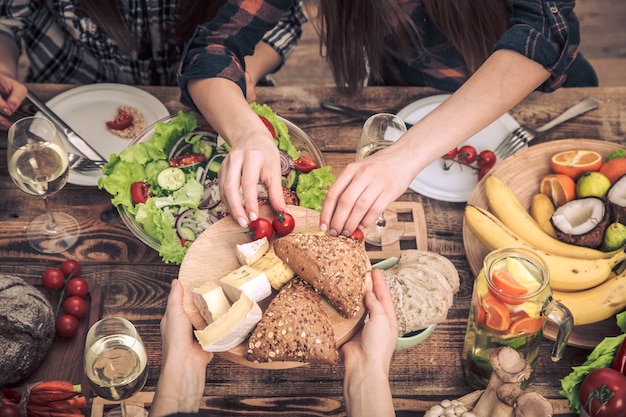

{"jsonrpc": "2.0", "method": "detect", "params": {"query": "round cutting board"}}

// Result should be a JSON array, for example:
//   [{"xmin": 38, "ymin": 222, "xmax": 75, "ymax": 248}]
[{"xmin": 178, "ymin": 205, "xmax": 370, "ymax": 369}]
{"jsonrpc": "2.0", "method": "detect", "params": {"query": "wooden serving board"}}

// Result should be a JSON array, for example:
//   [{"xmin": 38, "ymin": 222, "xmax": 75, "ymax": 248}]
[
  {"xmin": 463, "ymin": 139, "xmax": 623, "ymax": 348},
  {"xmin": 178, "ymin": 205, "xmax": 371, "ymax": 369}
]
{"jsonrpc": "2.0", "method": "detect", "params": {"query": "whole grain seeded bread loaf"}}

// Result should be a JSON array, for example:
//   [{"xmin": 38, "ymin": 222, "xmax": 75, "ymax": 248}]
[
  {"xmin": 246, "ymin": 278, "xmax": 339, "ymax": 364},
  {"xmin": 273, "ymin": 233, "xmax": 370, "ymax": 318},
  {"xmin": 0, "ymin": 275, "xmax": 55, "ymax": 386}
]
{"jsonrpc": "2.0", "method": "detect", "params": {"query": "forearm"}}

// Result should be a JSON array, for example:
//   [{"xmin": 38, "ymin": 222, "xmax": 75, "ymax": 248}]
[
  {"xmin": 244, "ymin": 42, "xmax": 282, "ymax": 85},
  {"xmin": 0, "ymin": 34, "xmax": 20, "ymax": 78},
  {"xmin": 343, "ymin": 366, "xmax": 394, "ymax": 417},
  {"xmin": 148, "ymin": 361, "xmax": 206, "ymax": 417}
]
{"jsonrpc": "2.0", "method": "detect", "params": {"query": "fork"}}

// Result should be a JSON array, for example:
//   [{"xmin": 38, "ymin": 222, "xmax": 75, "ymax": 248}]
[
  {"xmin": 68, "ymin": 153, "xmax": 105, "ymax": 172},
  {"xmin": 494, "ymin": 96, "xmax": 599, "ymax": 159}
]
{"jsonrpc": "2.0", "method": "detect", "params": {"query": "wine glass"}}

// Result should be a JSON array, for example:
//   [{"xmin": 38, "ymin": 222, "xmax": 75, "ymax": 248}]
[
  {"xmin": 356, "ymin": 113, "xmax": 408, "ymax": 246},
  {"xmin": 84, "ymin": 317, "xmax": 149, "ymax": 417},
  {"xmin": 7, "ymin": 116, "xmax": 80, "ymax": 253}
]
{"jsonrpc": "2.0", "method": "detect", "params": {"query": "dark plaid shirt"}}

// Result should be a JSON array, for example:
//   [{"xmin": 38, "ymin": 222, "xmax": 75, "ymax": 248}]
[
  {"xmin": 179, "ymin": 0, "xmax": 596, "ymax": 109},
  {"xmin": 0, "ymin": 0, "xmax": 306, "ymax": 85}
]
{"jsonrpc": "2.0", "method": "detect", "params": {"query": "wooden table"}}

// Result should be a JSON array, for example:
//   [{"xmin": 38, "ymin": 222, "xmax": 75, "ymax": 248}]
[{"xmin": 2, "ymin": 84, "xmax": 625, "ymax": 416}]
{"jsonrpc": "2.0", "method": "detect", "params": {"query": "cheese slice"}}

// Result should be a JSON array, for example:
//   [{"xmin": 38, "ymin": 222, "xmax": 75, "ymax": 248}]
[
  {"xmin": 194, "ymin": 293, "xmax": 262, "ymax": 352},
  {"xmin": 252, "ymin": 247, "xmax": 296, "ymax": 290},
  {"xmin": 236, "ymin": 237, "xmax": 269, "ymax": 266},
  {"xmin": 219, "ymin": 265, "xmax": 272, "ymax": 303},
  {"xmin": 192, "ymin": 282, "xmax": 231, "ymax": 325}
]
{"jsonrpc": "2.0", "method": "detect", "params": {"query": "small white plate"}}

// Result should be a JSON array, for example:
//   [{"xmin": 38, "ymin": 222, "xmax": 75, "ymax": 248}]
[
  {"xmin": 41, "ymin": 84, "xmax": 169, "ymax": 186},
  {"xmin": 397, "ymin": 94, "xmax": 520, "ymax": 203}
]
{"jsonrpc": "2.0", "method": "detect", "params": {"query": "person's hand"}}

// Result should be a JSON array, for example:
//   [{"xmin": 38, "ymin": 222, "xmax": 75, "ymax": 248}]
[
  {"xmin": 0, "ymin": 73, "xmax": 27, "ymax": 130},
  {"xmin": 320, "ymin": 144, "xmax": 416, "ymax": 236},
  {"xmin": 149, "ymin": 279, "xmax": 213, "ymax": 417}
]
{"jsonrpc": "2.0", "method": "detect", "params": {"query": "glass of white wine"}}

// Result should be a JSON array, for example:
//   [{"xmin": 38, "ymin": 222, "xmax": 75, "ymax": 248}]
[
  {"xmin": 84, "ymin": 317, "xmax": 149, "ymax": 417},
  {"xmin": 356, "ymin": 113, "xmax": 408, "ymax": 246},
  {"xmin": 7, "ymin": 116, "xmax": 80, "ymax": 253}
]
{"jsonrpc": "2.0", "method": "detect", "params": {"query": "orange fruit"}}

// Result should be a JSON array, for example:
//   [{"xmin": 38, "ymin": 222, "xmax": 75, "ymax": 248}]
[
  {"xmin": 509, "ymin": 316, "xmax": 545, "ymax": 334},
  {"xmin": 598, "ymin": 157, "xmax": 626, "ymax": 183},
  {"xmin": 539, "ymin": 174, "xmax": 576, "ymax": 208},
  {"xmin": 490, "ymin": 269, "xmax": 528, "ymax": 305},
  {"xmin": 481, "ymin": 293, "xmax": 511, "ymax": 332},
  {"xmin": 550, "ymin": 150, "xmax": 603, "ymax": 180}
]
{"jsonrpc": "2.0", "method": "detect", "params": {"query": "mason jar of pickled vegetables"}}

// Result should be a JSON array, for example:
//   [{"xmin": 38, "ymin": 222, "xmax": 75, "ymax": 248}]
[{"xmin": 462, "ymin": 247, "xmax": 573, "ymax": 389}]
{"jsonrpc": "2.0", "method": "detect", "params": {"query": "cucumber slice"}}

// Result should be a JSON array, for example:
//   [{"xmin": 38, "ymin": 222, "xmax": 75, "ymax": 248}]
[
  {"xmin": 145, "ymin": 160, "xmax": 170, "ymax": 182},
  {"xmin": 178, "ymin": 226, "xmax": 196, "ymax": 241},
  {"xmin": 157, "ymin": 167, "xmax": 186, "ymax": 191},
  {"xmin": 206, "ymin": 155, "xmax": 225, "ymax": 179},
  {"xmin": 192, "ymin": 138, "xmax": 215, "ymax": 159},
  {"xmin": 283, "ymin": 169, "xmax": 299, "ymax": 190}
]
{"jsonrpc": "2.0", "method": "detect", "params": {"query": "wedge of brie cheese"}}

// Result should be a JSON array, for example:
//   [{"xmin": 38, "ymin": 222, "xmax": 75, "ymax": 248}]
[
  {"xmin": 252, "ymin": 247, "xmax": 296, "ymax": 290},
  {"xmin": 192, "ymin": 282, "xmax": 231, "ymax": 325},
  {"xmin": 236, "ymin": 237, "xmax": 269, "ymax": 266},
  {"xmin": 194, "ymin": 293, "xmax": 262, "ymax": 352},
  {"xmin": 220, "ymin": 265, "xmax": 272, "ymax": 303}
]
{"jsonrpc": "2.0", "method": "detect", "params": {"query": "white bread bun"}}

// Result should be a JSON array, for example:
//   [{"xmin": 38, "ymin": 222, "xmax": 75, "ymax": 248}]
[
  {"xmin": 382, "ymin": 272, "xmax": 407, "ymax": 336},
  {"xmin": 397, "ymin": 250, "xmax": 460, "ymax": 294}
]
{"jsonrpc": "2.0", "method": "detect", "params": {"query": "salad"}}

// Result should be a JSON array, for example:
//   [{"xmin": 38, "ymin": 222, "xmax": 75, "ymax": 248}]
[{"xmin": 98, "ymin": 103, "xmax": 335, "ymax": 264}]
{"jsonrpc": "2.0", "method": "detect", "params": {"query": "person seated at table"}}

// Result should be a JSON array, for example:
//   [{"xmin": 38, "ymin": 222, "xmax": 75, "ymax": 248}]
[
  {"xmin": 176, "ymin": 0, "xmax": 598, "ymax": 234},
  {"xmin": 0, "ymin": 0, "xmax": 307, "ymax": 129},
  {"xmin": 149, "ymin": 270, "xmax": 398, "ymax": 417}
]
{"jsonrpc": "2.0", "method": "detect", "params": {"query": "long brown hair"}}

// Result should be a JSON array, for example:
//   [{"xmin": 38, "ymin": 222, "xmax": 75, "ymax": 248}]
[
  {"xmin": 73, "ymin": 0, "xmax": 227, "ymax": 54},
  {"xmin": 311, "ymin": 0, "xmax": 512, "ymax": 94}
]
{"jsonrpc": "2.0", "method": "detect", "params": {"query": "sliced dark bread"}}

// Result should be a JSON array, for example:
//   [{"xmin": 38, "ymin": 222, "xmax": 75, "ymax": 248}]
[{"xmin": 245, "ymin": 278, "xmax": 339, "ymax": 364}]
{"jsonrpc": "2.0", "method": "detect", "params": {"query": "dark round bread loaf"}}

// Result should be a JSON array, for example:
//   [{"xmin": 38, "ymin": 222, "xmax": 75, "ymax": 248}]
[{"xmin": 0, "ymin": 274, "xmax": 55, "ymax": 386}]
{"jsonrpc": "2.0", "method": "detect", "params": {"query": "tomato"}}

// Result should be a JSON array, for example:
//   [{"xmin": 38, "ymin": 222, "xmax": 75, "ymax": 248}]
[
  {"xmin": 579, "ymin": 367, "xmax": 626, "ymax": 417},
  {"xmin": 477, "ymin": 150, "xmax": 497, "ymax": 167},
  {"xmin": 106, "ymin": 108, "xmax": 134, "ymax": 130},
  {"xmin": 272, "ymin": 211, "xmax": 295, "ymax": 237},
  {"xmin": 41, "ymin": 268, "xmax": 65, "ymax": 290},
  {"xmin": 478, "ymin": 164, "xmax": 494, "ymax": 181},
  {"xmin": 60, "ymin": 259, "xmax": 82, "ymax": 278},
  {"xmin": 443, "ymin": 148, "xmax": 459, "ymax": 159},
  {"xmin": 130, "ymin": 181, "xmax": 150, "ymax": 204},
  {"xmin": 248, "ymin": 218, "xmax": 274, "ymax": 240},
  {"xmin": 63, "ymin": 296, "xmax": 88, "ymax": 319},
  {"xmin": 259, "ymin": 116, "xmax": 276, "ymax": 138},
  {"xmin": 349, "ymin": 228, "xmax": 364, "ymax": 244},
  {"xmin": 66, "ymin": 277, "xmax": 90, "ymax": 297},
  {"xmin": 0, "ymin": 403, "xmax": 20, "ymax": 417},
  {"xmin": 55, "ymin": 314, "xmax": 80, "ymax": 338},
  {"xmin": 168, "ymin": 153, "xmax": 206, "ymax": 167},
  {"xmin": 612, "ymin": 337, "xmax": 626, "ymax": 376},
  {"xmin": 292, "ymin": 155, "xmax": 318, "ymax": 173},
  {"xmin": 458, "ymin": 145, "xmax": 478, "ymax": 164}
]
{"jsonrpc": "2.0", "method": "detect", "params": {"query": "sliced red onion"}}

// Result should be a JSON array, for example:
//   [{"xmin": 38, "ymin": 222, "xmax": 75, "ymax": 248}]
[
  {"xmin": 279, "ymin": 150, "xmax": 293, "ymax": 176},
  {"xmin": 175, "ymin": 209, "xmax": 193, "ymax": 240}
]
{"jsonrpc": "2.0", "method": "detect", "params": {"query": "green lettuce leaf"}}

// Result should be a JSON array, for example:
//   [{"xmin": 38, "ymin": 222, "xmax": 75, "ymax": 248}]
[{"xmin": 296, "ymin": 166, "xmax": 335, "ymax": 211}]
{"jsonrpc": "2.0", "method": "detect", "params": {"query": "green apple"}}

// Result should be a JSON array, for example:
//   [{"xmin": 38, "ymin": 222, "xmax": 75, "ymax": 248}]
[
  {"xmin": 576, "ymin": 172, "xmax": 611, "ymax": 198},
  {"xmin": 602, "ymin": 222, "xmax": 626, "ymax": 251}
]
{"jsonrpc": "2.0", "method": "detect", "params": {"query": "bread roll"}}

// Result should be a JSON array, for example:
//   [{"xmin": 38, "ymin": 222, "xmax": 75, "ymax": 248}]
[
  {"xmin": 397, "ymin": 250, "xmax": 460, "ymax": 294},
  {"xmin": 0, "ymin": 275, "xmax": 55, "ymax": 386}
]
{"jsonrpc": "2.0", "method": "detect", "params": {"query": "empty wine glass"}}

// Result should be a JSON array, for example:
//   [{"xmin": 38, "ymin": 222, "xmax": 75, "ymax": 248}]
[
  {"xmin": 356, "ymin": 113, "xmax": 407, "ymax": 246},
  {"xmin": 84, "ymin": 317, "xmax": 149, "ymax": 417},
  {"xmin": 7, "ymin": 116, "xmax": 80, "ymax": 253}
]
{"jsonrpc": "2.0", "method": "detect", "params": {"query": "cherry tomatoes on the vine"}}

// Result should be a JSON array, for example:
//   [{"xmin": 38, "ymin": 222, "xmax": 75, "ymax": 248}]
[
  {"xmin": 458, "ymin": 145, "xmax": 478, "ymax": 164},
  {"xmin": 443, "ymin": 148, "xmax": 459, "ymax": 159},
  {"xmin": 248, "ymin": 218, "xmax": 274, "ymax": 241},
  {"xmin": 63, "ymin": 296, "xmax": 88, "ymax": 319},
  {"xmin": 41, "ymin": 268, "xmax": 65, "ymax": 290},
  {"xmin": 55, "ymin": 314, "xmax": 80, "ymax": 338},
  {"xmin": 60, "ymin": 259, "xmax": 82, "ymax": 278},
  {"xmin": 66, "ymin": 277, "xmax": 90, "ymax": 298},
  {"xmin": 272, "ymin": 211, "xmax": 295, "ymax": 236},
  {"xmin": 477, "ymin": 150, "xmax": 497, "ymax": 167}
]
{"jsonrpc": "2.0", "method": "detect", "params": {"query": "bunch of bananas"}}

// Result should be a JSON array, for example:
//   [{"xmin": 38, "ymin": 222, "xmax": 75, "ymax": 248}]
[{"xmin": 465, "ymin": 175, "xmax": 626, "ymax": 326}]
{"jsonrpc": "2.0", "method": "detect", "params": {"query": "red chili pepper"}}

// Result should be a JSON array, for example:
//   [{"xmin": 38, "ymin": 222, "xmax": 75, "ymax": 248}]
[
  {"xmin": 611, "ymin": 336, "xmax": 626, "ymax": 375},
  {"xmin": 292, "ymin": 155, "xmax": 318, "ymax": 173},
  {"xmin": 169, "ymin": 153, "xmax": 206, "ymax": 167},
  {"xmin": 105, "ymin": 109, "xmax": 134, "ymax": 130}
]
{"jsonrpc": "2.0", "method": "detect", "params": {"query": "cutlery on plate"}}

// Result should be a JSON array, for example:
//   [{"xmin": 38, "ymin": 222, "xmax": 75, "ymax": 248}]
[
  {"xmin": 68, "ymin": 153, "xmax": 105, "ymax": 172},
  {"xmin": 320, "ymin": 101, "xmax": 414, "ymax": 128},
  {"xmin": 26, "ymin": 90, "xmax": 109, "ymax": 165},
  {"xmin": 495, "ymin": 97, "xmax": 599, "ymax": 159}
]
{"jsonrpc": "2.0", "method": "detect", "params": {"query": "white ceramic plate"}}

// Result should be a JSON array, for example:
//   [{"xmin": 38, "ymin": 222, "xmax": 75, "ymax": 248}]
[
  {"xmin": 397, "ymin": 94, "xmax": 520, "ymax": 202},
  {"xmin": 41, "ymin": 84, "xmax": 169, "ymax": 186}
]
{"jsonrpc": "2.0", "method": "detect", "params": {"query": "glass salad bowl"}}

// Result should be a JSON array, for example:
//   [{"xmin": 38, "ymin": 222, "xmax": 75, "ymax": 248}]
[{"xmin": 116, "ymin": 112, "xmax": 327, "ymax": 254}]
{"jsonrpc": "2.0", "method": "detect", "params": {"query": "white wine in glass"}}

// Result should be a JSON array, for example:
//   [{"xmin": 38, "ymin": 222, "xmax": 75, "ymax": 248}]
[
  {"xmin": 356, "ymin": 113, "xmax": 408, "ymax": 246},
  {"xmin": 7, "ymin": 116, "xmax": 80, "ymax": 253},
  {"xmin": 84, "ymin": 318, "xmax": 149, "ymax": 417}
]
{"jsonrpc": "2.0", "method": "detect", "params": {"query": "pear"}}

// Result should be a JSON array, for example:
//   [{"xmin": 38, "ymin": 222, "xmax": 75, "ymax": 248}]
[
  {"xmin": 602, "ymin": 222, "xmax": 626, "ymax": 251},
  {"xmin": 576, "ymin": 172, "xmax": 611, "ymax": 198}
]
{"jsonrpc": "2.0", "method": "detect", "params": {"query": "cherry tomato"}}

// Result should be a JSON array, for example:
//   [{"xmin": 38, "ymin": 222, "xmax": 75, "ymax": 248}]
[
  {"xmin": 0, "ymin": 403, "xmax": 20, "ymax": 417},
  {"xmin": 579, "ymin": 367, "xmax": 626, "ymax": 417},
  {"xmin": 272, "ymin": 211, "xmax": 295, "ymax": 236},
  {"xmin": 292, "ymin": 155, "xmax": 318, "ymax": 173},
  {"xmin": 105, "ymin": 108, "xmax": 134, "ymax": 130},
  {"xmin": 349, "ymin": 228, "xmax": 364, "ymax": 244},
  {"xmin": 478, "ymin": 164, "xmax": 494, "ymax": 181},
  {"xmin": 477, "ymin": 150, "xmax": 497, "ymax": 167},
  {"xmin": 60, "ymin": 259, "xmax": 82, "ymax": 278},
  {"xmin": 259, "ymin": 116, "xmax": 276, "ymax": 138},
  {"xmin": 168, "ymin": 153, "xmax": 206, "ymax": 167},
  {"xmin": 65, "ymin": 277, "xmax": 90, "ymax": 298},
  {"xmin": 63, "ymin": 296, "xmax": 88, "ymax": 319},
  {"xmin": 443, "ymin": 148, "xmax": 459, "ymax": 159},
  {"xmin": 458, "ymin": 145, "xmax": 478, "ymax": 164},
  {"xmin": 130, "ymin": 181, "xmax": 150, "ymax": 204},
  {"xmin": 248, "ymin": 218, "xmax": 274, "ymax": 241},
  {"xmin": 611, "ymin": 337, "xmax": 626, "ymax": 376},
  {"xmin": 41, "ymin": 268, "xmax": 65, "ymax": 290},
  {"xmin": 55, "ymin": 314, "xmax": 80, "ymax": 338}
]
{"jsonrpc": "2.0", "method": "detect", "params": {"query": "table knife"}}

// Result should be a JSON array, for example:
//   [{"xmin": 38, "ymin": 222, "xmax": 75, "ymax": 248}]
[
  {"xmin": 320, "ymin": 101, "xmax": 414, "ymax": 128},
  {"xmin": 26, "ymin": 90, "xmax": 108, "ymax": 163}
]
